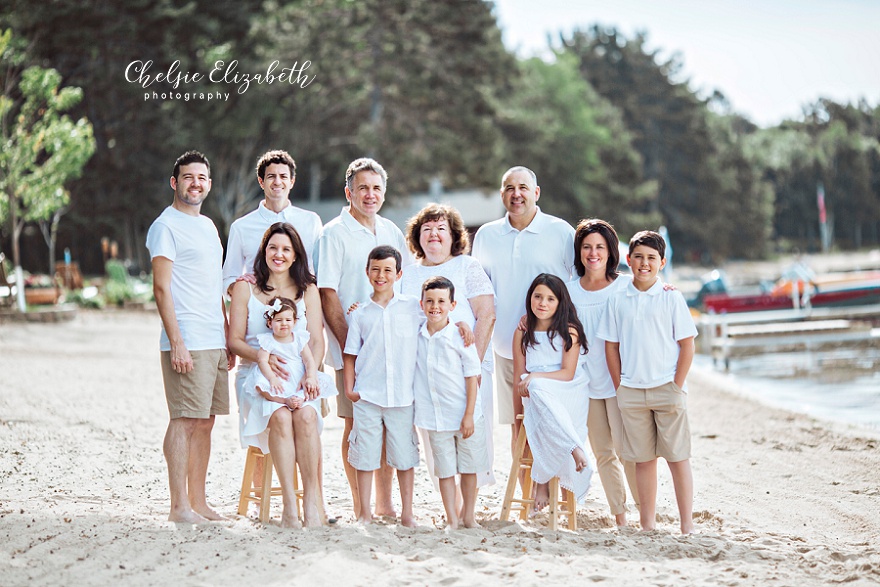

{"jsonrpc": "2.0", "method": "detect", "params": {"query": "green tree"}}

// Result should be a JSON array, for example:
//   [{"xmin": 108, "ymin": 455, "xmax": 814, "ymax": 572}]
[
  {"xmin": 562, "ymin": 26, "xmax": 772, "ymax": 260},
  {"xmin": 497, "ymin": 53, "xmax": 658, "ymax": 235},
  {"xmin": 0, "ymin": 30, "xmax": 95, "ymax": 310}
]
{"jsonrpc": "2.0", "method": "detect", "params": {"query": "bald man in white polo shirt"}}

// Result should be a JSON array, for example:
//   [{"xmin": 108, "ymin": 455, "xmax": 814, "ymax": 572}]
[
  {"xmin": 472, "ymin": 166, "xmax": 575, "ymax": 448},
  {"xmin": 314, "ymin": 157, "xmax": 410, "ymax": 519}
]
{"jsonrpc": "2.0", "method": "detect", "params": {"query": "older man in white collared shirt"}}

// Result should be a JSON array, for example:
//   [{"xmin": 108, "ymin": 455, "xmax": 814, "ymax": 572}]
[
  {"xmin": 472, "ymin": 166, "xmax": 575, "ymax": 448},
  {"xmin": 314, "ymin": 157, "xmax": 410, "ymax": 519}
]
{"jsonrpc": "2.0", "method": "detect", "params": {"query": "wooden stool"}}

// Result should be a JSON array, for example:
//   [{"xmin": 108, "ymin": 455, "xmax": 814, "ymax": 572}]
[
  {"xmin": 237, "ymin": 446, "xmax": 304, "ymax": 523},
  {"xmin": 500, "ymin": 415, "xmax": 578, "ymax": 531}
]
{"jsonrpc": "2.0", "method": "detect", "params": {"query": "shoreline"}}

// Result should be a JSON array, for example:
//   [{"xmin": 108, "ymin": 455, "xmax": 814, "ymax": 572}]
[{"xmin": 2, "ymin": 311, "xmax": 879, "ymax": 586}]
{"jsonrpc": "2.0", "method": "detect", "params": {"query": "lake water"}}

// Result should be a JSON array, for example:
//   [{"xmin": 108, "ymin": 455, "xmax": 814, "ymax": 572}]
[{"xmin": 694, "ymin": 349, "xmax": 880, "ymax": 431}]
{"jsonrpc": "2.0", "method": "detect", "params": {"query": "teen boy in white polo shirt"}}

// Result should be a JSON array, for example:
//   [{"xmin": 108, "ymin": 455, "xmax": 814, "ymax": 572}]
[
  {"xmin": 315, "ymin": 158, "xmax": 410, "ymax": 519},
  {"xmin": 147, "ymin": 150, "xmax": 231, "ymax": 524},
  {"xmin": 597, "ymin": 230, "xmax": 698, "ymax": 535},
  {"xmin": 472, "ymin": 166, "xmax": 574, "ymax": 447},
  {"xmin": 222, "ymin": 150, "xmax": 323, "ymax": 294},
  {"xmin": 342, "ymin": 246, "xmax": 421, "ymax": 527}
]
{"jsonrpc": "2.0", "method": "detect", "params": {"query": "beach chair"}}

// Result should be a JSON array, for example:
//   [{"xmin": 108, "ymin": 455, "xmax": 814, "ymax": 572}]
[
  {"xmin": 237, "ymin": 446, "xmax": 305, "ymax": 523},
  {"xmin": 500, "ymin": 415, "xmax": 577, "ymax": 531}
]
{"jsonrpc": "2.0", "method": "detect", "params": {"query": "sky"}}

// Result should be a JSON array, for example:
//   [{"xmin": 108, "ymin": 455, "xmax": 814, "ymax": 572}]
[{"xmin": 492, "ymin": 0, "xmax": 880, "ymax": 127}]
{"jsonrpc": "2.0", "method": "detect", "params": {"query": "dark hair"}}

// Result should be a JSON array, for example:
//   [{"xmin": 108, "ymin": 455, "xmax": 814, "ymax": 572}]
[
  {"xmin": 521, "ymin": 273, "xmax": 588, "ymax": 356},
  {"xmin": 421, "ymin": 275, "xmax": 455, "ymax": 302},
  {"xmin": 253, "ymin": 222, "xmax": 316, "ymax": 298},
  {"xmin": 629, "ymin": 230, "xmax": 666, "ymax": 259},
  {"xmin": 263, "ymin": 296, "xmax": 298, "ymax": 327},
  {"xmin": 173, "ymin": 150, "xmax": 210, "ymax": 179},
  {"xmin": 346, "ymin": 157, "xmax": 387, "ymax": 191},
  {"xmin": 405, "ymin": 204, "xmax": 470, "ymax": 260},
  {"xmin": 574, "ymin": 218, "xmax": 620, "ymax": 281},
  {"xmin": 256, "ymin": 150, "xmax": 296, "ymax": 180},
  {"xmin": 366, "ymin": 245, "xmax": 402, "ymax": 273}
]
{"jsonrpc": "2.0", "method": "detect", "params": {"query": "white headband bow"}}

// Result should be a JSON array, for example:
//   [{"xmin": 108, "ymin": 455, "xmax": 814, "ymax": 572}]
[{"xmin": 270, "ymin": 299, "xmax": 283, "ymax": 313}]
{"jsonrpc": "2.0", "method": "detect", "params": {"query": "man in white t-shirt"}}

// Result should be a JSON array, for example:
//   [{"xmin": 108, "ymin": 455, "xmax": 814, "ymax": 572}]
[
  {"xmin": 222, "ymin": 150, "xmax": 323, "ymax": 295},
  {"xmin": 314, "ymin": 157, "xmax": 410, "ymax": 519},
  {"xmin": 146, "ymin": 151, "xmax": 232, "ymax": 523},
  {"xmin": 472, "ymin": 166, "xmax": 574, "ymax": 449}
]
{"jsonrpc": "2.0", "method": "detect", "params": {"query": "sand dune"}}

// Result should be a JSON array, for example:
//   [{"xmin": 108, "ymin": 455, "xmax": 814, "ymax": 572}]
[{"xmin": 1, "ymin": 311, "xmax": 879, "ymax": 586}]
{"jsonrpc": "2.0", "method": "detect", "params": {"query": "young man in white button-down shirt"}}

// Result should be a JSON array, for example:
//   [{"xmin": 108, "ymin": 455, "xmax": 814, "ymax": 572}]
[
  {"xmin": 414, "ymin": 276, "xmax": 484, "ymax": 529},
  {"xmin": 222, "ymin": 150, "xmax": 323, "ymax": 295},
  {"xmin": 472, "ymin": 166, "xmax": 575, "ymax": 451},
  {"xmin": 315, "ymin": 158, "xmax": 410, "ymax": 520},
  {"xmin": 342, "ymin": 246, "xmax": 421, "ymax": 526}
]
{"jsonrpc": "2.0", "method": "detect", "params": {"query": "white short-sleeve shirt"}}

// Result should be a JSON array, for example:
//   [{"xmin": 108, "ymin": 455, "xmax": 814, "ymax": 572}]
[
  {"xmin": 315, "ymin": 208, "xmax": 411, "ymax": 368},
  {"xmin": 472, "ymin": 208, "xmax": 574, "ymax": 360},
  {"xmin": 414, "ymin": 321, "xmax": 483, "ymax": 431},
  {"xmin": 566, "ymin": 276, "xmax": 630, "ymax": 399},
  {"xmin": 146, "ymin": 206, "xmax": 226, "ymax": 351},
  {"xmin": 343, "ymin": 294, "xmax": 422, "ymax": 407},
  {"xmin": 596, "ymin": 279, "xmax": 698, "ymax": 390},
  {"xmin": 222, "ymin": 201, "xmax": 323, "ymax": 293}
]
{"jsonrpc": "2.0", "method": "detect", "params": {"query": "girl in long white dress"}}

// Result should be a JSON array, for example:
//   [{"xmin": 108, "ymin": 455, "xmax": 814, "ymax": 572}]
[{"xmin": 513, "ymin": 273, "xmax": 594, "ymax": 508}]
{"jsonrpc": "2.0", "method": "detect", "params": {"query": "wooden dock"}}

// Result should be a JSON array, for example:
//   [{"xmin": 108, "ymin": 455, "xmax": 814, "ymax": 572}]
[{"xmin": 698, "ymin": 304, "xmax": 880, "ymax": 370}]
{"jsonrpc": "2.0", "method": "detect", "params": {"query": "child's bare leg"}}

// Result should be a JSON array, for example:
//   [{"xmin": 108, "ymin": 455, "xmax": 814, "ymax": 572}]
[
  {"xmin": 635, "ymin": 459, "xmax": 658, "ymax": 531},
  {"xmin": 460, "ymin": 473, "xmax": 480, "ymax": 528},
  {"xmin": 438, "ymin": 476, "xmax": 459, "ymax": 529},
  {"xmin": 534, "ymin": 482, "xmax": 550, "ymax": 511},
  {"xmin": 341, "ymin": 417, "xmax": 360, "ymax": 518},
  {"xmin": 397, "ymin": 468, "xmax": 416, "ymax": 527},
  {"xmin": 571, "ymin": 446, "xmax": 589, "ymax": 472},
  {"xmin": 355, "ymin": 469, "xmax": 374, "ymax": 524},
  {"xmin": 667, "ymin": 459, "xmax": 694, "ymax": 534},
  {"xmin": 375, "ymin": 430, "xmax": 396, "ymax": 517}
]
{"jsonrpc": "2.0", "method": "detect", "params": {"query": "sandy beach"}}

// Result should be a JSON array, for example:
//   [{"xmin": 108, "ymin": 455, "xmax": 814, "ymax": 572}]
[{"xmin": 2, "ymin": 310, "xmax": 879, "ymax": 586}]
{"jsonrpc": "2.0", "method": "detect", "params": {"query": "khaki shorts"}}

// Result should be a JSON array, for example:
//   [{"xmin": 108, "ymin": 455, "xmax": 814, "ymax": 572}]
[
  {"xmin": 427, "ymin": 416, "xmax": 488, "ymax": 479},
  {"xmin": 494, "ymin": 353, "xmax": 516, "ymax": 426},
  {"xmin": 348, "ymin": 400, "xmax": 419, "ymax": 471},
  {"xmin": 616, "ymin": 382, "xmax": 691, "ymax": 463},
  {"xmin": 160, "ymin": 349, "xmax": 229, "ymax": 420},
  {"xmin": 335, "ymin": 369, "xmax": 353, "ymax": 419}
]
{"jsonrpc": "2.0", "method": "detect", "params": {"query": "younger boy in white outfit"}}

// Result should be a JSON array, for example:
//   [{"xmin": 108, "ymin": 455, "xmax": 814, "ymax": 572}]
[
  {"xmin": 414, "ymin": 276, "xmax": 484, "ymax": 529},
  {"xmin": 343, "ymin": 245, "xmax": 421, "ymax": 527},
  {"xmin": 597, "ymin": 230, "xmax": 698, "ymax": 534}
]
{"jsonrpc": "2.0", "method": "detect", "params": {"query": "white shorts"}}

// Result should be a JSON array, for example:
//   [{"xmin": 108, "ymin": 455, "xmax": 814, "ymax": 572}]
[
  {"xmin": 348, "ymin": 400, "xmax": 419, "ymax": 471},
  {"xmin": 427, "ymin": 416, "xmax": 488, "ymax": 479}
]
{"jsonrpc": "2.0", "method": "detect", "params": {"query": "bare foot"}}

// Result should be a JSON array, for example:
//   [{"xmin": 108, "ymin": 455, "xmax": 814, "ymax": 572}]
[
  {"xmin": 615, "ymin": 512, "xmax": 627, "ymax": 527},
  {"xmin": 356, "ymin": 514, "xmax": 374, "ymax": 525},
  {"xmin": 534, "ymin": 483, "xmax": 549, "ymax": 511},
  {"xmin": 303, "ymin": 504, "xmax": 323, "ymax": 528},
  {"xmin": 681, "ymin": 522, "xmax": 695, "ymax": 535},
  {"xmin": 168, "ymin": 509, "xmax": 207, "ymax": 524},
  {"xmin": 461, "ymin": 519, "xmax": 481, "ymax": 529},
  {"xmin": 572, "ymin": 447, "xmax": 589, "ymax": 472},
  {"xmin": 375, "ymin": 505, "xmax": 397, "ymax": 518},
  {"xmin": 281, "ymin": 510, "xmax": 302, "ymax": 529},
  {"xmin": 400, "ymin": 514, "xmax": 417, "ymax": 528},
  {"xmin": 192, "ymin": 505, "xmax": 225, "ymax": 521}
]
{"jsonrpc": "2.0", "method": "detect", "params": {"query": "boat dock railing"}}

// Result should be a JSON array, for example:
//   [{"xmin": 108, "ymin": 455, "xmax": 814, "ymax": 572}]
[{"xmin": 698, "ymin": 303, "xmax": 880, "ymax": 370}]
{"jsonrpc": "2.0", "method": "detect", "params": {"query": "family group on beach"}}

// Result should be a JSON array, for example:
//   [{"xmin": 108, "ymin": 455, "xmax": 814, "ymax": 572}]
[{"xmin": 146, "ymin": 149, "xmax": 697, "ymax": 535}]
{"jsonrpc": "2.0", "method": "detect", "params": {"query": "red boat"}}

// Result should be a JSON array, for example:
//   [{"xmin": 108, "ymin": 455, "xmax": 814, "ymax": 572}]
[{"xmin": 700, "ymin": 271, "xmax": 880, "ymax": 313}]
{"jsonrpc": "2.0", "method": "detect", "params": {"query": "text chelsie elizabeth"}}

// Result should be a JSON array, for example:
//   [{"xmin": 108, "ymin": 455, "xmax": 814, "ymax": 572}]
[{"xmin": 125, "ymin": 60, "xmax": 315, "ymax": 102}]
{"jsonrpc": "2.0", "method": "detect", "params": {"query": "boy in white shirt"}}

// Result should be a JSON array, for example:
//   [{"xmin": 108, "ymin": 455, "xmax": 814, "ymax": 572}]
[
  {"xmin": 597, "ymin": 230, "xmax": 698, "ymax": 534},
  {"xmin": 414, "ymin": 276, "xmax": 484, "ymax": 529},
  {"xmin": 343, "ymin": 246, "xmax": 421, "ymax": 526}
]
